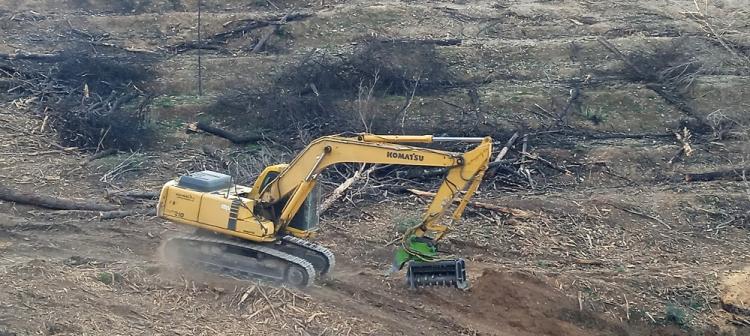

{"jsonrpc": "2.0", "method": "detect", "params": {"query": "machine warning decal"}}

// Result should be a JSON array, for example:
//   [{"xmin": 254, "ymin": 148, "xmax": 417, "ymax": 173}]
[
  {"xmin": 175, "ymin": 193, "xmax": 195, "ymax": 201},
  {"xmin": 387, "ymin": 152, "xmax": 424, "ymax": 162}
]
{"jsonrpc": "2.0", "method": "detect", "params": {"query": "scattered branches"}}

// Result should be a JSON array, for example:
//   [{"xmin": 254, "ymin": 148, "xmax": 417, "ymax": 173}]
[
  {"xmin": 406, "ymin": 188, "xmax": 533, "ymax": 218},
  {"xmin": 208, "ymin": 36, "xmax": 455, "ymax": 136},
  {"xmin": 682, "ymin": 8, "xmax": 750, "ymax": 67},
  {"xmin": 597, "ymin": 37, "xmax": 708, "ymax": 131},
  {"xmin": 83, "ymin": 149, "xmax": 118, "ymax": 164},
  {"xmin": 487, "ymin": 132, "xmax": 519, "ymax": 177},
  {"xmin": 1, "ymin": 49, "xmax": 156, "ymax": 150},
  {"xmin": 98, "ymin": 208, "xmax": 156, "ymax": 220},
  {"xmin": 198, "ymin": 144, "xmax": 291, "ymax": 183},
  {"xmin": 100, "ymin": 152, "xmax": 149, "ymax": 184},
  {"xmin": 171, "ymin": 13, "xmax": 311, "ymax": 53},
  {"xmin": 603, "ymin": 201, "xmax": 672, "ymax": 229}
]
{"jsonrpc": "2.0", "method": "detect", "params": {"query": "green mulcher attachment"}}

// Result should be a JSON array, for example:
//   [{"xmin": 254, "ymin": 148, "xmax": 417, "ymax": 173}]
[
  {"xmin": 407, "ymin": 259, "xmax": 468, "ymax": 289},
  {"xmin": 393, "ymin": 235, "xmax": 469, "ymax": 289}
]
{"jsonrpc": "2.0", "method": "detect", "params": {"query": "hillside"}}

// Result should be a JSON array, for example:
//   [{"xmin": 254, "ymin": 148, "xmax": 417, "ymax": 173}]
[{"xmin": 0, "ymin": 0, "xmax": 749, "ymax": 335}]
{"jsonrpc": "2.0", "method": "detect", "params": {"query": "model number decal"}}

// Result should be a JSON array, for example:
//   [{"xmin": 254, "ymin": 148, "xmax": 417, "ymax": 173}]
[{"xmin": 175, "ymin": 193, "xmax": 195, "ymax": 201}]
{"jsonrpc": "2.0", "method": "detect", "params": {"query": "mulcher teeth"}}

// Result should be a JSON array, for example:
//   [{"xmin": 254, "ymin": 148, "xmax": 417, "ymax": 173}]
[{"xmin": 406, "ymin": 258, "xmax": 468, "ymax": 289}]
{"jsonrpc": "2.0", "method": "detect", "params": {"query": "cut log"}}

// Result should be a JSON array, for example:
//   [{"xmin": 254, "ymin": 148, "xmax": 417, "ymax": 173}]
[
  {"xmin": 406, "ymin": 188, "xmax": 533, "ymax": 218},
  {"xmin": 105, "ymin": 189, "xmax": 158, "ymax": 200},
  {"xmin": 551, "ymin": 129, "xmax": 674, "ymax": 140},
  {"xmin": 685, "ymin": 168, "xmax": 748, "ymax": 182},
  {"xmin": 377, "ymin": 38, "xmax": 462, "ymax": 46},
  {"xmin": 494, "ymin": 132, "xmax": 519, "ymax": 163},
  {"xmin": 0, "ymin": 185, "xmax": 118, "ymax": 211},
  {"xmin": 99, "ymin": 208, "xmax": 156, "ymax": 220},
  {"xmin": 89, "ymin": 42, "xmax": 159, "ymax": 55},
  {"xmin": 0, "ymin": 51, "xmax": 63, "ymax": 61},
  {"xmin": 196, "ymin": 121, "xmax": 263, "ymax": 144}
]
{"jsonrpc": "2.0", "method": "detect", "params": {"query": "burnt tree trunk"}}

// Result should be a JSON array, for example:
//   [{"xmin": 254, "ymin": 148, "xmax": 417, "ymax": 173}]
[
  {"xmin": 685, "ymin": 168, "xmax": 748, "ymax": 182},
  {"xmin": 196, "ymin": 121, "xmax": 264, "ymax": 144}
]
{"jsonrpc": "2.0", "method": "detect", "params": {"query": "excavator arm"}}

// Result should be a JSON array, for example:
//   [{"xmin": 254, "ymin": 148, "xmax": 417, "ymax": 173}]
[{"xmin": 257, "ymin": 134, "xmax": 491, "ymax": 237}]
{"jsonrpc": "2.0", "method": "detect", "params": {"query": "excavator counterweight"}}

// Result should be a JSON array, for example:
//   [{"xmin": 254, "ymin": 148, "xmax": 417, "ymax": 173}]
[{"xmin": 157, "ymin": 133, "xmax": 492, "ymax": 288}]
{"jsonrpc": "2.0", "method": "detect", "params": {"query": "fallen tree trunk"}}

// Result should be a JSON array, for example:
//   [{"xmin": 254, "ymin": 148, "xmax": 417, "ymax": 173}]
[
  {"xmin": 406, "ymin": 188, "xmax": 533, "ymax": 218},
  {"xmin": 319, "ymin": 165, "xmax": 376, "ymax": 214},
  {"xmin": 685, "ymin": 168, "xmax": 748, "ymax": 182},
  {"xmin": 251, "ymin": 13, "xmax": 290, "ymax": 53},
  {"xmin": 251, "ymin": 27, "xmax": 276, "ymax": 53},
  {"xmin": 196, "ymin": 121, "xmax": 263, "ymax": 144},
  {"xmin": 0, "ymin": 185, "xmax": 118, "ymax": 211},
  {"xmin": 105, "ymin": 189, "xmax": 158, "ymax": 200},
  {"xmin": 378, "ymin": 38, "xmax": 462, "ymax": 46},
  {"xmin": 402, "ymin": 159, "xmax": 516, "ymax": 180},
  {"xmin": 0, "ymin": 51, "xmax": 63, "ymax": 61},
  {"xmin": 549, "ymin": 129, "xmax": 674, "ymax": 140},
  {"xmin": 99, "ymin": 208, "xmax": 156, "ymax": 220}
]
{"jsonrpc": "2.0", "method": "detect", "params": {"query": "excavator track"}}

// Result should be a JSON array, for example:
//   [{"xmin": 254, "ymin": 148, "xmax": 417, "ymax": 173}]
[
  {"xmin": 279, "ymin": 235, "xmax": 335, "ymax": 277},
  {"xmin": 163, "ymin": 233, "xmax": 316, "ymax": 288}
]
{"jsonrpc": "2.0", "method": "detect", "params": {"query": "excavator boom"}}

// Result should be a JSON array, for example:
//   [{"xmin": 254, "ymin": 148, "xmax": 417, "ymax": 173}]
[{"xmin": 257, "ymin": 134, "xmax": 492, "ymax": 240}]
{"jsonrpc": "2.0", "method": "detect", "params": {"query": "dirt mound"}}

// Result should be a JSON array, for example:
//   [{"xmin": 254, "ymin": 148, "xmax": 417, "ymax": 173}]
[
  {"xmin": 720, "ymin": 266, "xmax": 750, "ymax": 316},
  {"xmin": 425, "ymin": 270, "xmax": 684, "ymax": 336},
  {"xmin": 437, "ymin": 270, "xmax": 613, "ymax": 335},
  {"xmin": 467, "ymin": 270, "xmax": 592, "ymax": 335}
]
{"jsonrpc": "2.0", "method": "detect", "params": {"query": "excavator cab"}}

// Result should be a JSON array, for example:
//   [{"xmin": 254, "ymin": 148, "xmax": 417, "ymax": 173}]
[
  {"xmin": 251, "ymin": 164, "xmax": 320, "ymax": 237},
  {"xmin": 288, "ymin": 186, "xmax": 319, "ymax": 232}
]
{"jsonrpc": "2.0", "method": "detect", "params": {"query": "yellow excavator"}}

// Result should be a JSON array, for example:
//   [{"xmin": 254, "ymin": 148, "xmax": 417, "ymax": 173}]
[{"xmin": 157, "ymin": 133, "xmax": 492, "ymax": 288}]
